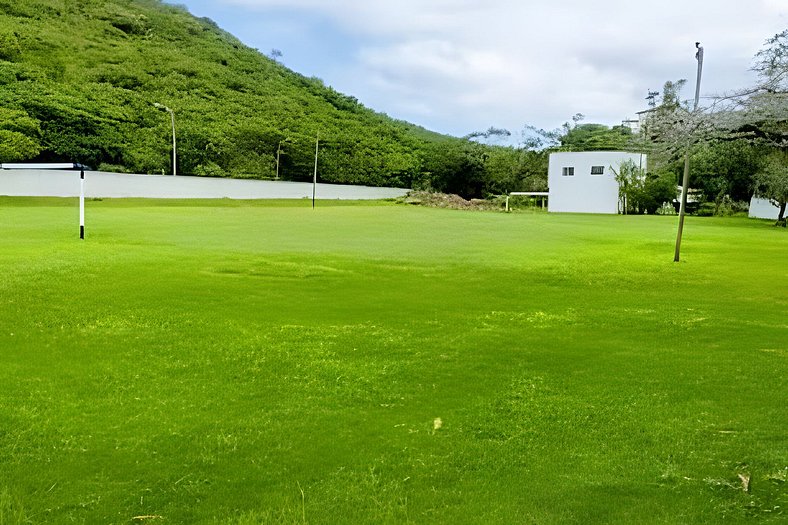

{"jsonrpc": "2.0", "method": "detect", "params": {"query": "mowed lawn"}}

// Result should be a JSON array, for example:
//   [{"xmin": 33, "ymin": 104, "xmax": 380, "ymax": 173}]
[{"xmin": 0, "ymin": 198, "xmax": 785, "ymax": 524}]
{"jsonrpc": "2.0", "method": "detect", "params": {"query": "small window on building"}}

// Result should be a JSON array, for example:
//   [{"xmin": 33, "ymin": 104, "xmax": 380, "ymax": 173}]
[
  {"xmin": 591, "ymin": 166, "xmax": 605, "ymax": 175},
  {"xmin": 562, "ymin": 167, "xmax": 574, "ymax": 176}
]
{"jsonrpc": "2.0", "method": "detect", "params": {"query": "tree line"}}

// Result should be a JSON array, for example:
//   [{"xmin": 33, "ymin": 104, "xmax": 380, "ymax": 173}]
[{"xmin": 0, "ymin": 1, "xmax": 784, "ymax": 219}]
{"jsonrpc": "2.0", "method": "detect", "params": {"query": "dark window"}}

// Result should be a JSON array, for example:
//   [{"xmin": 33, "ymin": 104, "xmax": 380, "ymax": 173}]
[
  {"xmin": 562, "ymin": 167, "xmax": 574, "ymax": 176},
  {"xmin": 591, "ymin": 166, "xmax": 605, "ymax": 175}
]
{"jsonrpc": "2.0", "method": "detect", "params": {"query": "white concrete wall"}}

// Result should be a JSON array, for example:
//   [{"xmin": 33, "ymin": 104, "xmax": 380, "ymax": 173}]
[
  {"xmin": 548, "ymin": 151, "xmax": 647, "ymax": 214},
  {"xmin": 748, "ymin": 196, "xmax": 782, "ymax": 220},
  {"xmin": 0, "ymin": 170, "xmax": 410, "ymax": 200}
]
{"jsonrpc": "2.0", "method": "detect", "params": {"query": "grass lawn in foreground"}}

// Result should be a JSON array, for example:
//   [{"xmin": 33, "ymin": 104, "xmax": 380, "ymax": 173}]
[{"xmin": 0, "ymin": 198, "xmax": 785, "ymax": 524}]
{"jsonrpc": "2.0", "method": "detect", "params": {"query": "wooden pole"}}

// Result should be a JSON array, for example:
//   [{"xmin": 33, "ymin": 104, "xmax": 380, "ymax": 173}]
[{"xmin": 674, "ymin": 42, "xmax": 703, "ymax": 262}]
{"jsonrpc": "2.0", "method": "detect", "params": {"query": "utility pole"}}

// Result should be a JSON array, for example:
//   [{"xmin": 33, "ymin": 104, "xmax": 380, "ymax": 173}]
[
  {"xmin": 646, "ymin": 90, "xmax": 659, "ymax": 108},
  {"xmin": 674, "ymin": 42, "xmax": 703, "ymax": 262},
  {"xmin": 312, "ymin": 133, "xmax": 319, "ymax": 209}
]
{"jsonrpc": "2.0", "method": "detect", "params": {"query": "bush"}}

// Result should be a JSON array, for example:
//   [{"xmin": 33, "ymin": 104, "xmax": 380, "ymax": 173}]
[
  {"xmin": 97, "ymin": 163, "xmax": 128, "ymax": 173},
  {"xmin": 505, "ymin": 194, "xmax": 548, "ymax": 211},
  {"xmin": 615, "ymin": 162, "xmax": 676, "ymax": 215},
  {"xmin": 0, "ymin": 129, "xmax": 41, "ymax": 162},
  {"xmin": 639, "ymin": 172, "xmax": 677, "ymax": 214},
  {"xmin": 656, "ymin": 202, "xmax": 675, "ymax": 215},
  {"xmin": 194, "ymin": 162, "xmax": 225, "ymax": 177},
  {"xmin": 713, "ymin": 195, "xmax": 750, "ymax": 216},
  {"xmin": 696, "ymin": 203, "xmax": 716, "ymax": 216},
  {"xmin": 0, "ymin": 32, "xmax": 21, "ymax": 61}
]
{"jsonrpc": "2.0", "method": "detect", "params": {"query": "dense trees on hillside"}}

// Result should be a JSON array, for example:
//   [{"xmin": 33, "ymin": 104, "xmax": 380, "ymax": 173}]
[
  {"xmin": 0, "ymin": 0, "xmax": 548, "ymax": 198},
  {"xmin": 559, "ymin": 123, "xmax": 634, "ymax": 152}
]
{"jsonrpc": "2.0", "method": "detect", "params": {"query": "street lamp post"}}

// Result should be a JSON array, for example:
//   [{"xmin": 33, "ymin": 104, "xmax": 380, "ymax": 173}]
[
  {"xmin": 276, "ymin": 141, "xmax": 282, "ymax": 180},
  {"xmin": 154, "ymin": 103, "xmax": 177, "ymax": 176},
  {"xmin": 275, "ymin": 137, "xmax": 293, "ymax": 181}
]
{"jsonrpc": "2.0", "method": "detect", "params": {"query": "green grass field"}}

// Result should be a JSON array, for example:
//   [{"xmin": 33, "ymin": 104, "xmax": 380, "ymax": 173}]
[{"xmin": 0, "ymin": 198, "xmax": 785, "ymax": 524}]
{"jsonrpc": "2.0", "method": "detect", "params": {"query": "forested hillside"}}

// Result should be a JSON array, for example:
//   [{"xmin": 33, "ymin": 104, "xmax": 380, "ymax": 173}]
[
  {"xmin": 0, "ymin": 0, "xmax": 552, "ymax": 195},
  {"xmin": 0, "ymin": 0, "xmax": 427, "ymax": 186}
]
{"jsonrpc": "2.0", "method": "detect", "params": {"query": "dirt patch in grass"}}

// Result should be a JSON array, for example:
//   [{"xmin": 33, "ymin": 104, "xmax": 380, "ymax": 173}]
[{"xmin": 400, "ymin": 191, "xmax": 503, "ymax": 211}]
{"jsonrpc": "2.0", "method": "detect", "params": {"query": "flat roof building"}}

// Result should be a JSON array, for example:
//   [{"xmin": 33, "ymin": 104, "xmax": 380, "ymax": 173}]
[{"xmin": 548, "ymin": 151, "xmax": 647, "ymax": 214}]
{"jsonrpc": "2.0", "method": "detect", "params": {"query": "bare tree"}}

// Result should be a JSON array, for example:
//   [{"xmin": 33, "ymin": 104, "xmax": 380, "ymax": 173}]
[{"xmin": 644, "ymin": 30, "xmax": 788, "ymax": 227}]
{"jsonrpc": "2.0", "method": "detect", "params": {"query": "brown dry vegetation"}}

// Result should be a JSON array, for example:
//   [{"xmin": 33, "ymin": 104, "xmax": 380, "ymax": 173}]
[{"xmin": 401, "ymin": 191, "xmax": 504, "ymax": 211}]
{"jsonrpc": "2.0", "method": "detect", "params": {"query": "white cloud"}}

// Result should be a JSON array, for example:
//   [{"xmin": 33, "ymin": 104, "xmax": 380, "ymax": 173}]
[{"xmin": 211, "ymin": 0, "xmax": 787, "ymax": 135}]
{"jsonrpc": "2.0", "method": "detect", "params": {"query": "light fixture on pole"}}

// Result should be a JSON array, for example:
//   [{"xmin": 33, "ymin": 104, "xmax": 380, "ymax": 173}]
[{"xmin": 154, "ymin": 102, "xmax": 177, "ymax": 176}]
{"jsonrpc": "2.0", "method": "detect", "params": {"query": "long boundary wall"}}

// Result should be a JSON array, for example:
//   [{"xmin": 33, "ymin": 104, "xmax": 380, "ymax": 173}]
[{"xmin": 0, "ymin": 170, "xmax": 410, "ymax": 200}]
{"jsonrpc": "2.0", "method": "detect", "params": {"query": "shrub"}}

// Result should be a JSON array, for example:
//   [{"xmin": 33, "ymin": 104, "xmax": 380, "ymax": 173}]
[{"xmin": 0, "ymin": 32, "xmax": 21, "ymax": 61}]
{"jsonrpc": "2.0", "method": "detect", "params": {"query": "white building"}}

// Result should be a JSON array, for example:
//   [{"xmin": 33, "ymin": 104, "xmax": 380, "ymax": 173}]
[{"xmin": 548, "ymin": 151, "xmax": 647, "ymax": 214}]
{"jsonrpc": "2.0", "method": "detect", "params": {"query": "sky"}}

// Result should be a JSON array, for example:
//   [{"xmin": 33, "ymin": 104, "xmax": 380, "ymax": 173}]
[{"xmin": 173, "ymin": 0, "xmax": 787, "ymax": 139}]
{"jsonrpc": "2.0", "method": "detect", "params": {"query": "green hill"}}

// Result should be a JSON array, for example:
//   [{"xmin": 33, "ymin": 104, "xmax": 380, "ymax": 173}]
[
  {"xmin": 0, "ymin": 0, "xmax": 547, "ymax": 196},
  {"xmin": 0, "ymin": 0, "xmax": 441, "ymax": 186}
]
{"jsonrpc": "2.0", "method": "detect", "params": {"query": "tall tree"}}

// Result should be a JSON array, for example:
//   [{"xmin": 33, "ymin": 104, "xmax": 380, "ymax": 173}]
[
  {"xmin": 521, "ymin": 114, "xmax": 636, "ymax": 153},
  {"xmin": 559, "ymin": 123, "xmax": 635, "ymax": 151},
  {"xmin": 754, "ymin": 150, "xmax": 788, "ymax": 223},
  {"xmin": 690, "ymin": 140, "xmax": 763, "ymax": 205},
  {"xmin": 718, "ymin": 29, "xmax": 788, "ymax": 225},
  {"xmin": 645, "ymin": 31, "xmax": 788, "ymax": 225}
]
